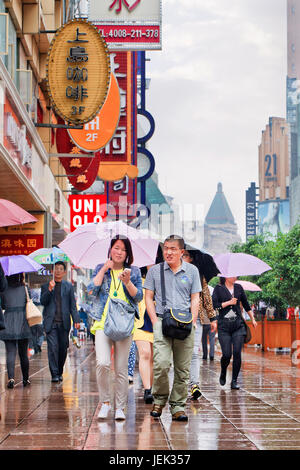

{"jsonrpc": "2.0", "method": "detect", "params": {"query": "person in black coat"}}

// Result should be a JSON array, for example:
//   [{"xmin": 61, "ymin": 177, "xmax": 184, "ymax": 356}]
[
  {"xmin": 212, "ymin": 277, "xmax": 257, "ymax": 390},
  {"xmin": 41, "ymin": 261, "xmax": 80, "ymax": 383}
]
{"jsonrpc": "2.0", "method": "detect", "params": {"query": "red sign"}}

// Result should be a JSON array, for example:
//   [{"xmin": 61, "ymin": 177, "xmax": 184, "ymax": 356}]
[
  {"xmin": 106, "ymin": 176, "xmax": 137, "ymax": 220},
  {"xmin": 69, "ymin": 195, "xmax": 107, "ymax": 232},
  {"xmin": 99, "ymin": 52, "xmax": 133, "ymax": 165},
  {"xmin": 96, "ymin": 25, "xmax": 160, "ymax": 45},
  {"xmin": 4, "ymin": 95, "xmax": 32, "ymax": 180},
  {"xmin": 0, "ymin": 235, "xmax": 44, "ymax": 256}
]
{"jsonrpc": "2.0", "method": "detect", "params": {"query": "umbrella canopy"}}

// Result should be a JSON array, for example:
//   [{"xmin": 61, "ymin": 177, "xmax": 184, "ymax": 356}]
[
  {"xmin": 59, "ymin": 221, "xmax": 160, "ymax": 269},
  {"xmin": 0, "ymin": 199, "xmax": 37, "ymax": 227},
  {"xmin": 0, "ymin": 255, "xmax": 44, "ymax": 276},
  {"xmin": 214, "ymin": 252, "xmax": 272, "ymax": 277},
  {"xmin": 235, "ymin": 280, "xmax": 262, "ymax": 292},
  {"xmin": 29, "ymin": 247, "xmax": 70, "ymax": 265}
]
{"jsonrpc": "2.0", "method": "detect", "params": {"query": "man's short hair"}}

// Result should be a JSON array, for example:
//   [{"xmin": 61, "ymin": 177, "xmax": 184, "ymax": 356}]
[
  {"xmin": 164, "ymin": 234, "xmax": 185, "ymax": 249},
  {"xmin": 55, "ymin": 261, "xmax": 66, "ymax": 270}
]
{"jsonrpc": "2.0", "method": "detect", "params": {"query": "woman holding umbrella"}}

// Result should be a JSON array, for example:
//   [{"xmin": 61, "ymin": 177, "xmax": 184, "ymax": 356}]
[
  {"xmin": 0, "ymin": 273, "xmax": 32, "ymax": 388},
  {"xmin": 89, "ymin": 235, "xmax": 143, "ymax": 421},
  {"xmin": 212, "ymin": 276, "xmax": 257, "ymax": 390}
]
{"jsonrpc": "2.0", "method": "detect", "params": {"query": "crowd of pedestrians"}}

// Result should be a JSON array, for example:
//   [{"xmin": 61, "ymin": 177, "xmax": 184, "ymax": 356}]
[{"xmin": 0, "ymin": 233, "xmax": 257, "ymax": 423}]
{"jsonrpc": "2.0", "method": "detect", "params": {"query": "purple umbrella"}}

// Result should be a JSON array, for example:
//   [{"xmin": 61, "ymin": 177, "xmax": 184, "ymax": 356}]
[
  {"xmin": 0, "ymin": 255, "xmax": 44, "ymax": 276},
  {"xmin": 213, "ymin": 253, "xmax": 272, "ymax": 277}
]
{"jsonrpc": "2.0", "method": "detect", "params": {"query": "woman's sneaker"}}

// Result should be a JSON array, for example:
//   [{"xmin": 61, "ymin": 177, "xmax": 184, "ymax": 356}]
[
  {"xmin": 97, "ymin": 403, "xmax": 111, "ymax": 419},
  {"xmin": 115, "ymin": 409, "xmax": 126, "ymax": 421}
]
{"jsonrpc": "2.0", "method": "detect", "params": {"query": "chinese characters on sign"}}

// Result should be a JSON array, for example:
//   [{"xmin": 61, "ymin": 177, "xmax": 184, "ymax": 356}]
[
  {"xmin": 90, "ymin": 0, "xmax": 162, "ymax": 50},
  {"xmin": 0, "ymin": 235, "xmax": 44, "ymax": 256},
  {"xmin": 66, "ymin": 27, "xmax": 89, "ymax": 117},
  {"xmin": 109, "ymin": 0, "xmax": 141, "ymax": 14},
  {"xmin": 46, "ymin": 19, "xmax": 110, "ymax": 124}
]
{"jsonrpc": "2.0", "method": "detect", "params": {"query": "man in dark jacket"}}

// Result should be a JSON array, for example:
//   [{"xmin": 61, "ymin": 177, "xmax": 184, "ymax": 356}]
[{"xmin": 41, "ymin": 261, "xmax": 80, "ymax": 383}]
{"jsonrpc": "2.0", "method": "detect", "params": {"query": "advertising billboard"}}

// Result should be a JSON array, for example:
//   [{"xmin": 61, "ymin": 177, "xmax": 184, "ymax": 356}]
[
  {"xmin": 258, "ymin": 200, "xmax": 290, "ymax": 237},
  {"xmin": 89, "ymin": 0, "xmax": 162, "ymax": 50}
]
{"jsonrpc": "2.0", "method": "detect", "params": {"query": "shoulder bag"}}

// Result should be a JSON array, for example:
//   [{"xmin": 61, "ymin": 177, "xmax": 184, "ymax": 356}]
[
  {"xmin": 25, "ymin": 286, "xmax": 43, "ymax": 327},
  {"xmin": 160, "ymin": 263, "xmax": 193, "ymax": 341},
  {"xmin": 104, "ymin": 297, "xmax": 136, "ymax": 342},
  {"xmin": 226, "ymin": 285, "xmax": 252, "ymax": 344}
]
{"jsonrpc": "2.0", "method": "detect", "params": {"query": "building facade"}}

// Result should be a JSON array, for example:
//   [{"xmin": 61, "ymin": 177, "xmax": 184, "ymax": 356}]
[
  {"xmin": 203, "ymin": 183, "xmax": 241, "ymax": 255},
  {"xmin": 0, "ymin": 0, "xmax": 71, "ymax": 254},
  {"xmin": 258, "ymin": 117, "xmax": 290, "ymax": 236},
  {"xmin": 287, "ymin": 0, "xmax": 300, "ymax": 226}
]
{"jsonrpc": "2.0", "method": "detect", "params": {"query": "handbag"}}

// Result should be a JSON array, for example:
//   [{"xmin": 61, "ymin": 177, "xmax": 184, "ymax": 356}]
[
  {"xmin": 225, "ymin": 285, "xmax": 252, "ymax": 344},
  {"xmin": 25, "ymin": 286, "xmax": 43, "ymax": 327},
  {"xmin": 160, "ymin": 263, "xmax": 193, "ymax": 341},
  {"xmin": 242, "ymin": 317, "xmax": 252, "ymax": 343},
  {"xmin": 104, "ymin": 296, "xmax": 136, "ymax": 341}
]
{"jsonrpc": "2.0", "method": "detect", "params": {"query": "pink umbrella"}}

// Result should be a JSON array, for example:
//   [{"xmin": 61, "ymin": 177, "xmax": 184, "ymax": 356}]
[
  {"xmin": 59, "ymin": 221, "xmax": 159, "ymax": 269},
  {"xmin": 235, "ymin": 280, "xmax": 262, "ymax": 292},
  {"xmin": 214, "ymin": 252, "xmax": 272, "ymax": 277},
  {"xmin": 0, "ymin": 199, "xmax": 37, "ymax": 227}
]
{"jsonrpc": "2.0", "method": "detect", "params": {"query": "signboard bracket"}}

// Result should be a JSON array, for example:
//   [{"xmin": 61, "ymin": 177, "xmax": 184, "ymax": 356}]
[{"xmin": 34, "ymin": 123, "xmax": 84, "ymax": 130}]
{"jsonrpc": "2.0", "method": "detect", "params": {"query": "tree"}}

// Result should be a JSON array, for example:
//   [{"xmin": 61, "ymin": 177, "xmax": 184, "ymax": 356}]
[{"xmin": 229, "ymin": 225, "xmax": 300, "ymax": 311}]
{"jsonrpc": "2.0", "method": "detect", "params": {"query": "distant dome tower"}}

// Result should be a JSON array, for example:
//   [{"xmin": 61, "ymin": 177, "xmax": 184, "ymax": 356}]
[{"xmin": 203, "ymin": 183, "xmax": 241, "ymax": 254}]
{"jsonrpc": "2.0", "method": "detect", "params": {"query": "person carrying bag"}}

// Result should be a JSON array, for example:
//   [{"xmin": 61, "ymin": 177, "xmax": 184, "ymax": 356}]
[
  {"xmin": 89, "ymin": 235, "xmax": 143, "ymax": 422},
  {"xmin": 160, "ymin": 262, "xmax": 193, "ymax": 340},
  {"xmin": 25, "ymin": 285, "xmax": 43, "ymax": 327},
  {"xmin": 144, "ymin": 235, "xmax": 201, "ymax": 422}
]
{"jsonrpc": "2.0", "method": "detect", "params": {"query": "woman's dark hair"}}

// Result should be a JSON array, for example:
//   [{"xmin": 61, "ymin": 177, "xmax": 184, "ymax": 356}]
[
  {"xmin": 7, "ymin": 273, "xmax": 25, "ymax": 287},
  {"xmin": 140, "ymin": 244, "xmax": 164, "ymax": 278},
  {"xmin": 109, "ymin": 235, "xmax": 134, "ymax": 267},
  {"xmin": 219, "ymin": 277, "xmax": 226, "ymax": 285},
  {"xmin": 185, "ymin": 247, "xmax": 220, "ymax": 283}
]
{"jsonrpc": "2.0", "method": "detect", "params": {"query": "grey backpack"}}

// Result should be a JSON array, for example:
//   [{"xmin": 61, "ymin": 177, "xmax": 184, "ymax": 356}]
[{"xmin": 104, "ymin": 297, "xmax": 136, "ymax": 341}]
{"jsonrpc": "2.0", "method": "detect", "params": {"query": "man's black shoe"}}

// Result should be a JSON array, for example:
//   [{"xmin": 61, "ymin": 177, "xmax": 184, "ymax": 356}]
[
  {"xmin": 231, "ymin": 381, "xmax": 240, "ymax": 390},
  {"xmin": 59, "ymin": 376, "xmax": 63, "ymax": 382},
  {"xmin": 51, "ymin": 377, "xmax": 60, "ymax": 383}
]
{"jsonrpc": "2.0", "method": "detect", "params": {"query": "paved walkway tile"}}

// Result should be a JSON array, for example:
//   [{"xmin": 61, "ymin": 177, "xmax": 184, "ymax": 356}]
[{"xmin": 0, "ymin": 341, "xmax": 299, "ymax": 450}]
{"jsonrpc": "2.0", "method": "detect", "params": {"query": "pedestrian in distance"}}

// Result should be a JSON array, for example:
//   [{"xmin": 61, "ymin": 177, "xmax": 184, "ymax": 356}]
[
  {"xmin": 89, "ymin": 235, "xmax": 143, "ymax": 421},
  {"xmin": 41, "ymin": 261, "xmax": 80, "ymax": 383},
  {"xmin": 145, "ymin": 235, "xmax": 201, "ymax": 422},
  {"xmin": 182, "ymin": 248, "xmax": 218, "ymax": 400},
  {"xmin": 0, "ymin": 272, "xmax": 31, "ymax": 389},
  {"xmin": 212, "ymin": 276, "xmax": 257, "ymax": 390}
]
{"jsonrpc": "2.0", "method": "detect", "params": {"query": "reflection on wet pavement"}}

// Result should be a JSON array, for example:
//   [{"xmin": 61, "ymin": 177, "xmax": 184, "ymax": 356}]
[{"xmin": 0, "ymin": 341, "xmax": 300, "ymax": 450}]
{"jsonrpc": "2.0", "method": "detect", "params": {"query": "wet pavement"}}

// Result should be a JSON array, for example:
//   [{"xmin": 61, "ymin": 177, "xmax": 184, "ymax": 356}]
[{"xmin": 0, "ymin": 340, "xmax": 299, "ymax": 450}]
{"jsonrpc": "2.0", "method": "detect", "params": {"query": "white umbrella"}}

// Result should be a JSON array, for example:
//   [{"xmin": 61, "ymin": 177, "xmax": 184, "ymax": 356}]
[{"xmin": 59, "ymin": 221, "xmax": 159, "ymax": 269}]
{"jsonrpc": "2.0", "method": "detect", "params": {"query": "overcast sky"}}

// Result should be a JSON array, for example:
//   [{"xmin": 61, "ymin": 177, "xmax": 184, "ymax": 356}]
[{"xmin": 147, "ymin": 0, "xmax": 287, "ymax": 241}]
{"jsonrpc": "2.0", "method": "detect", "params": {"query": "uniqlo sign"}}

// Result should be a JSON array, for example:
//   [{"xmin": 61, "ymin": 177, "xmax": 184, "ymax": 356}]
[{"xmin": 69, "ymin": 195, "xmax": 107, "ymax": 232}]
